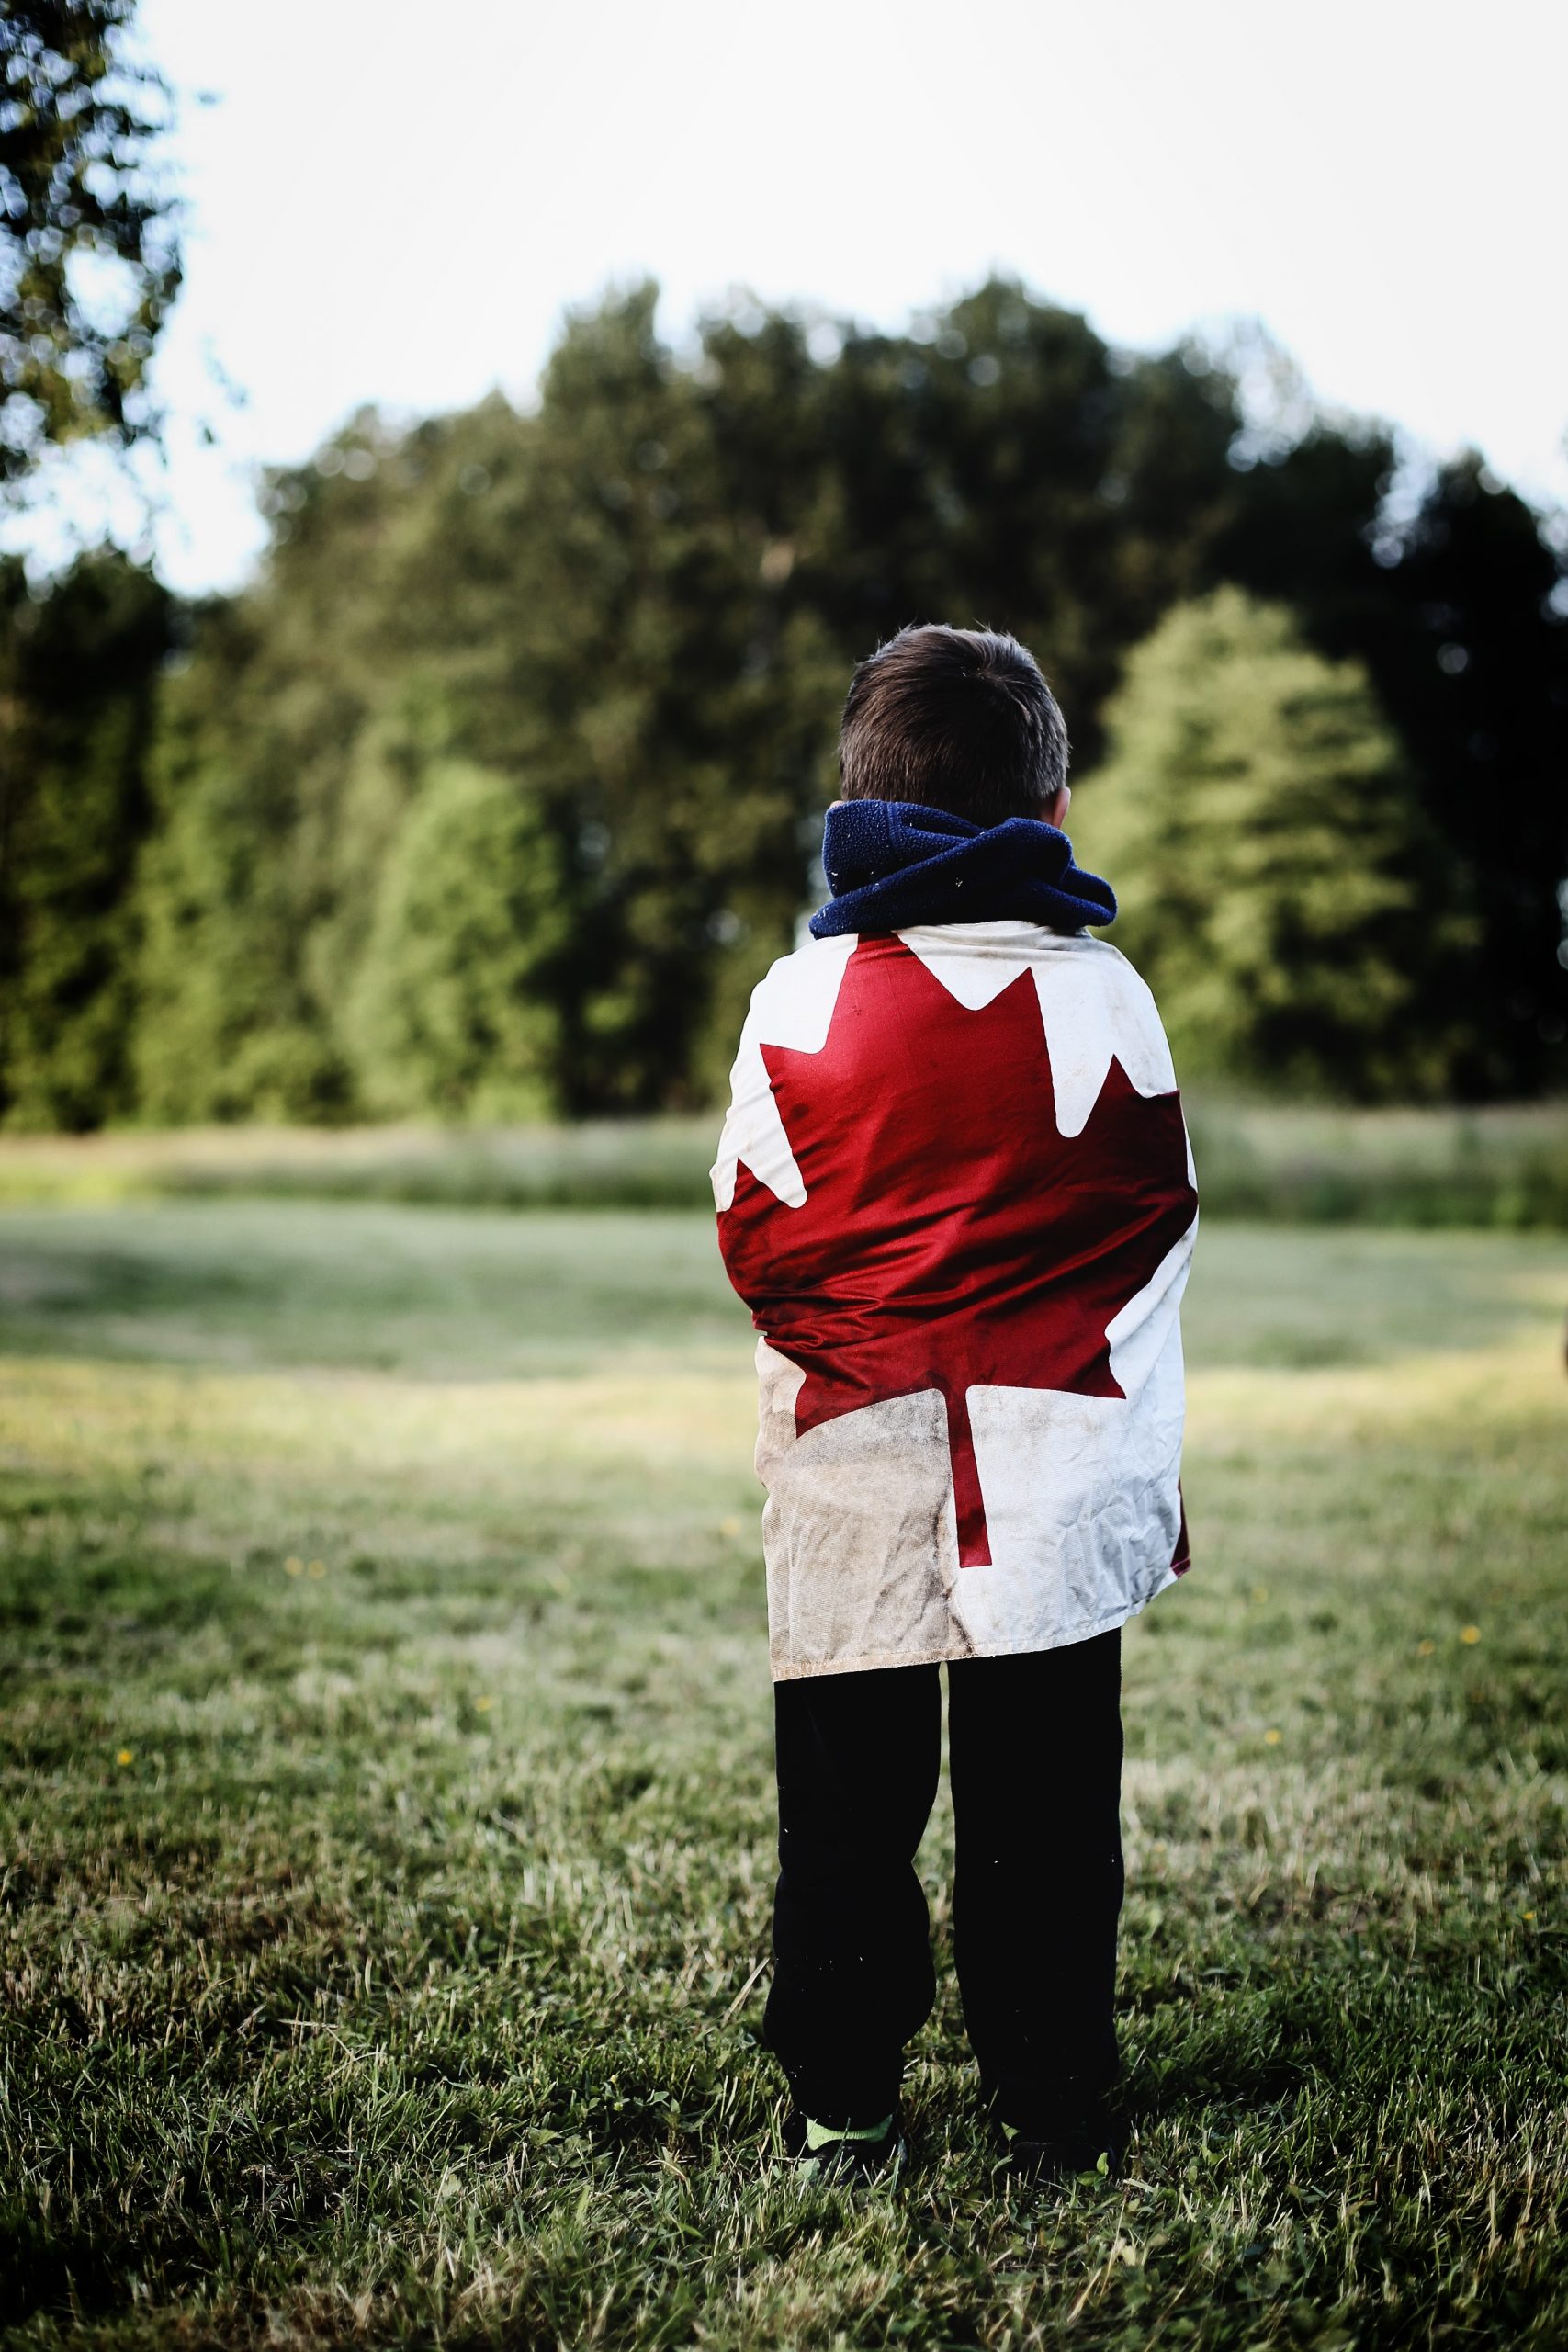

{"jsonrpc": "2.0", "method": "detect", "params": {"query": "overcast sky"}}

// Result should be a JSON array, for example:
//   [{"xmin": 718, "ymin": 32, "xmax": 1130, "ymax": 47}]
[{"xmin": 13, "ymin": 0, "xmax": 1565, "ymax": 591}]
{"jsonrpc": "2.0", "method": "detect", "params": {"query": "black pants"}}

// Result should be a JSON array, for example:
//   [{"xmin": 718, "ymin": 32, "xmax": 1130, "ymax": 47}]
[{"xmin": 763, "ymin": 1630, "xmax": 1123, "ymax": 2129}]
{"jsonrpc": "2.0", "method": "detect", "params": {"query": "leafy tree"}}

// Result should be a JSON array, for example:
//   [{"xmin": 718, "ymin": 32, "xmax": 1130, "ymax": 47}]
[
  {"xmin": 1071, "ymin": 588, "xmax": 1474, "ymax": 1100},
  {"xmin": 134, "ymin": 293, "xmax": 843, "ymax": 1119},
  {"xmin": 0, "ymin": 549, "xmax": 170, "ymax": 1126},
  {"xmin": 0, "ymin": 1, "xmax": 180, "ymax": 484},
  {"xmin": 1353, "ymin": 459, "xmax": 1568, "ymax": 1092},
  {"xmin": 118, "ymin": 280, "xmax": 1568, "ymax": 1125},
  {"xmin": 1210, "ymin": 443, "xmax": 1568, "ymax": 1093},
  {"xmin": 346, "ymin": 762, "xmax": 574, "ymax": 1119},
  {"xmin": 0, "ymin": 7, "xmax": 181, "ymax": 1130},
  {"xmin": 700, "ymin": 280, "xmax": 1241, "ymax": 769},
  {"xmin": 476, "ymin": 286, "xmax": 840, "ymax": 1111},
  {"xmin": 131, "ymin": 407, "xmax": 428, "ymax": 1122},
  {"xmin": 131, "ymin": 593, "xmax": 358, "ymax": 1125}
]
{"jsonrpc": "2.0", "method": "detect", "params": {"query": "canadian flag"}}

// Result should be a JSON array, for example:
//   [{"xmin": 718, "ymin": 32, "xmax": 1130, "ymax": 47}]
[{"xmin": 713, "ymin": 918, "xmax": 1197, "ymax": 1680}]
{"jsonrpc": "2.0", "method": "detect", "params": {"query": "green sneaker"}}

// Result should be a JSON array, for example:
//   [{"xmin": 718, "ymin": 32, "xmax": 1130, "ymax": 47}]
[{"xmin": 781, "ymin": 2106, "xmax": 907, "ymax": 2184}]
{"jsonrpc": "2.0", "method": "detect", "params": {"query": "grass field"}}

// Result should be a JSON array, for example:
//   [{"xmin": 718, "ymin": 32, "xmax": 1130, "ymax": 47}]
[
  {"xmin": 2, "ymin": 1101, "xmax": 1566, "ymax": 1227},
  {"xmin": 1, "ymin": 1202, "xmax": 1566, "ymax": 2348}
]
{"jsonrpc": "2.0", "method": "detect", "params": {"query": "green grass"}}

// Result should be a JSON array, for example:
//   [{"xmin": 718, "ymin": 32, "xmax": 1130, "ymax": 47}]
[
  {"xmin": 1, "ymin": 1202, "xmax": 1566, "ymax": 2348},
  {"xmin": 3, "ymin": 1100, "xmax": 1566, "ymax": 1227}
]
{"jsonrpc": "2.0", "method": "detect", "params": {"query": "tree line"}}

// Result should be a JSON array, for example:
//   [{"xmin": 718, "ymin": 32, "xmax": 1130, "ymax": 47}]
[{"xmin": 3, "ymin": 277, "xmax": 1565, "ymax": 1129}]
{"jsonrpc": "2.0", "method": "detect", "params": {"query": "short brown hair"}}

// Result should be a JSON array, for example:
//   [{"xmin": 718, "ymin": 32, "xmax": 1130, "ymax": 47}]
[{"xmin": 838, "ymin": 625, "xmax": 1069, "ymax": 826}]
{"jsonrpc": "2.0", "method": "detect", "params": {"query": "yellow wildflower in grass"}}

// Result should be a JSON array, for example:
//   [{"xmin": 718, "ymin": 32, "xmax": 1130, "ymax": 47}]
[
  {"xmin": 476, "ymin": 1695, "xmax": 494, "ymax": 1712},
  {"xmin": 285, "ymin": 1555, "xmax": 304, "ymax": 1577},
  {"xmin": 1264, "ymin": 1728, "xmax": 1282, "ymax": 1746},
  {"xmin": 1417, "ymin": 1638, "xmax": 1436, "ymax": 1656},
  {"xmin": 306, "ymin": 1559, "xmax": 326, "ymax": 1579},
  {"xmin": 1461, "ymin": 1624, "xmax": 1481, "ymax": 1645},
  {"xmin": 719, "ymin": 1515, "xmax": 741, "ymax": 1539},
  {"xmin": 1250, "ymin": 1584, "xmax": 1269, "ymax": 1603},
  {"xmin": 1522, "ymin": 1910, "xmax": 1537, "ymax": 1923},
  {"xmin": 116, "ymin": 1748, "xmax": 133, "ymax": 1765}
]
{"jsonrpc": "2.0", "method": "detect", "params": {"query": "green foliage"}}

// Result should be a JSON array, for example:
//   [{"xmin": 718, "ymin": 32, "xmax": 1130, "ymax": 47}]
[
  {"xmin": 466, "ymin": 288, "xmax": 842, "ymax": 1113},
  {"xmin": 0, "ymin": 1, "xmax": 181, "ymax": 482},
  {"xmin": 346, "ymin": 761, "xmax": 572, "ymax": 1118},
  {"xmin": 1075, "ymin": 589, "xmax": 1475, "ymax": 1099},
  {"xmin": 131, "ymin": 598, "xmax": 355, "ymax": 1125},
  {"xmin": 0, "ymin": 551, "xmax": 171, "ymax": 1128},
  {"xmin": 1364, "ymin": 458, "xmax": 1568, "ymax": 1091},
  {"xmin": 118, "ymin": 283, "xmax": 1287, "ymax": 1124},
  {"xmin": 129, "ymin": 302, "xmax": 844, "ymax": 1120},
  {"xmin": 1, "ymin": 1202, "xmax": 1565, "ymax": 2344},
  {"xmin": 1210, "ymin": 443, "xmax": 1568, "ymax": 1089},
  {"xmin": 7, "ymin": 280, "xmax": 1567, "ymax": 1127}
]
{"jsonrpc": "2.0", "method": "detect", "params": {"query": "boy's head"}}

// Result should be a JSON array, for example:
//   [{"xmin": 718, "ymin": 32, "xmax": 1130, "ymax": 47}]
[{"xmin": 837, "ymin": 624, "xmax": 1070, "ymax": 829}]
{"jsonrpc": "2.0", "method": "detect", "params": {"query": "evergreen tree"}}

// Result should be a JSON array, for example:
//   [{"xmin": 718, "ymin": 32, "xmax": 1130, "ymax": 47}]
[
  {"xmin": 1071, "ymin": 588, "xmax": 1475, "ymax": 1100},
  {"xmin": 346, "ymin": 762, "xmax": 574, "ymax": 1119},
  {"xmin": 132, "ymin": 596, "xmax": 357, "ymax": 1123}
]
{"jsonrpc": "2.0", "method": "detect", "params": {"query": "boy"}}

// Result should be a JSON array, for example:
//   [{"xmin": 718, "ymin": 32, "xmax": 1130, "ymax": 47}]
[{"xmin": 711, "ymin": 625, "xmax": 1197, "ymax": 2182}]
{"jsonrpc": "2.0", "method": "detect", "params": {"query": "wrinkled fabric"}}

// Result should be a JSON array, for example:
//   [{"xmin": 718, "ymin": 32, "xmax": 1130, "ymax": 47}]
[
  {"xmin": 712, "ymin": 920, "xmax": 1197, "ymax": 1680},
  {"xmin": 809, "ymin": 800, "xmax": 1116, "ymax": 939}
]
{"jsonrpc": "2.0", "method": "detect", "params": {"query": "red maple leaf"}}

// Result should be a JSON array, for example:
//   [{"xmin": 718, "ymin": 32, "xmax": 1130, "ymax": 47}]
[{"xmin": 720, "ymin": 936, "xmax": 1197, "ymax": 1567}]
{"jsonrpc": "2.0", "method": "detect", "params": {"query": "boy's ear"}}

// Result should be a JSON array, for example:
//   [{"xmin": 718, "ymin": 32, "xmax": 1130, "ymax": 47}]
[{"xmin": 1045, "ymin": 784, "xmax": 1071, "ymax": 829}]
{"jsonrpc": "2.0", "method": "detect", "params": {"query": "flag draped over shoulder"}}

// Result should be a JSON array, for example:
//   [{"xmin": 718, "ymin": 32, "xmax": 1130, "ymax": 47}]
[{"xmin": 712, "ymin": 917, "xmax": 1198, "ymax": 1681}]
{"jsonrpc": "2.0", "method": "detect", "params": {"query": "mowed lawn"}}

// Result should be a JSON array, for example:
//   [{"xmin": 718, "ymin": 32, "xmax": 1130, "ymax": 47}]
[{"xmin": 1, "ymin": 1203, "xmax": 1565, "ymax": 2351}]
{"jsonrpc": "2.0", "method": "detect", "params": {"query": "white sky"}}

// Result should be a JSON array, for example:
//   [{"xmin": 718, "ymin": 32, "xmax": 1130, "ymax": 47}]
[{"xmin": 14, "ymin": 0, "xmax": 1566, "ymax": 592}]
